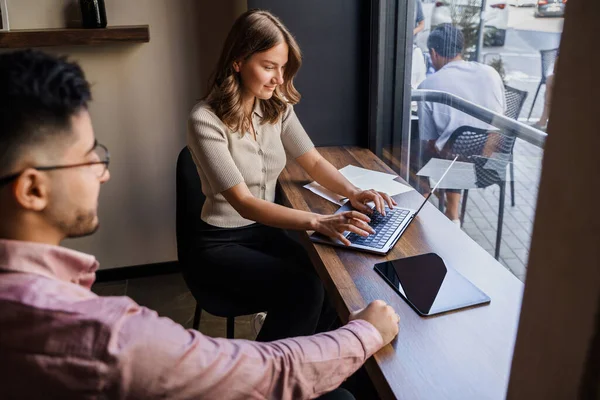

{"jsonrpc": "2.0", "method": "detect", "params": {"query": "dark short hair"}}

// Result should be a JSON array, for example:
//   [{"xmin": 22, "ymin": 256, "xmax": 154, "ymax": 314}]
[
  {"xmin": 427, "ymin": 24, "xmax": 464, "ymax": 58},
  {"xmin": 0, "ymin": 49, "xmax": 91, "ymax": 173}
]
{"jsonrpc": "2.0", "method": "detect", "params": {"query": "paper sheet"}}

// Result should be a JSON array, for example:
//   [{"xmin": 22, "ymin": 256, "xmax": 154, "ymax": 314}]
[
  {"xmin": 304, "ymin": 182, "xmax": 348, "ymax": 205},
  {"xmin": 303, "ymin": 165, "xmax": 414, "ymax": 205},
  {"xmin": 338, "ymin": 165, "xmax": 398, "ymax": 181},
  {"xmin": 417, "ymin": 158, "xmax": 478, "ymax": 190}
]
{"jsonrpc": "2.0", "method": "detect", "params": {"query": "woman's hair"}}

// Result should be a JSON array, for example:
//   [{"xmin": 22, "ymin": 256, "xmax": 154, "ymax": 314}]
[{"xmin": 204, "ymin": 9, "xmax": 302, "ymax": 133}]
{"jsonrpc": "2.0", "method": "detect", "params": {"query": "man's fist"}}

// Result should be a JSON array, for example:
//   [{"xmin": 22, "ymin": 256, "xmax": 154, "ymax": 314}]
[{"xmin": 350, "ymin": 300, "xmax": 400, "ymax": 346}]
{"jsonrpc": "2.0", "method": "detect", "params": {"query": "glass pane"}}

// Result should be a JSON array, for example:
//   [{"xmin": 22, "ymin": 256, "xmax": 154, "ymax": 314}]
[{"xmin": 386, "ymin": 0, "xmax": 565, "ymax": 282}]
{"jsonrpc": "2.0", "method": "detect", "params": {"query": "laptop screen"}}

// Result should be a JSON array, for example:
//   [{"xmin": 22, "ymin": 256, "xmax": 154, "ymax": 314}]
[{"xmin": 412, "ymin": 155, "xmax": 459, "ymax": 218}]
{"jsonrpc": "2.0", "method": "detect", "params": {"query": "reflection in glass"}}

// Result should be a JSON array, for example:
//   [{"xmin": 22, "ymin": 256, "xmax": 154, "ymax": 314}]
[{"xmin": 374, "ymin": 253, "xmax": 490, "ymax": 315}]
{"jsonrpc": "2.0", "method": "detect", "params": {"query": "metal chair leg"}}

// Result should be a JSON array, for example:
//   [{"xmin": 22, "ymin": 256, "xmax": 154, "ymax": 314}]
[
  {"xmin": 193, "ymin": 303, "xmax": 202, "ymax": 330},
  {"xmin": 528, "ymin": 82, "xmax": 543, "ymax": 120},
  {"xmin": 495, "ymin": 183, "xmax": 506, "ymax": 260},
  {"xmin": 460, "ymin": 190, "xmax": 469, "ymax": 226},
  {"xmin": 226, "ymin": 316, "xmax": 235, "ymax": 339},
  {"xmin": 510, "ymin": 158, "xmax": 515, "ymax": 207}
]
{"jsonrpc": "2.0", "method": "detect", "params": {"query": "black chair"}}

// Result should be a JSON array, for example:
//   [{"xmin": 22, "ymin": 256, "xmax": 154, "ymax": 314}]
[
  {"xmin": 503, "ymin": 85, "xmax": 528, "ymax": 207},
  {"xmin": 176, "ymin": 146, "xmax": 254, "ymax": 338},
  {"xmin": 440, "ymin": 126, "xmax": 516, "ymax": 260},
  {"xmin": 527, "ymin": 48, "xmax": 558, "ymax": 120}
]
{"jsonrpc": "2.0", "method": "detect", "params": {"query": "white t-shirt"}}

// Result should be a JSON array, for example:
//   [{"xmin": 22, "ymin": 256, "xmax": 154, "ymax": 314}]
[{"xmin": 417, "ymin": 60, "xmax": 505, "ymax": 151}]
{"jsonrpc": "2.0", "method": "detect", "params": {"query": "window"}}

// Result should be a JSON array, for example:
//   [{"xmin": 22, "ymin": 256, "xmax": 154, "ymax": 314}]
[{"xmin": 378, "ymin": 0, "xmax": 564, "ymax": 282}]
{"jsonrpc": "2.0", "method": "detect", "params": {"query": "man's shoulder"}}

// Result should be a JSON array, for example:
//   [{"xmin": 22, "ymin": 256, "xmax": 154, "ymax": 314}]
[
  {"xmin": 420, "ymin": 61, "xmax": 503, "ymax": 90},
  {"xmin": 1, "ymin": 273, "xmax": 139, "ymax": 322},
  {"xmin": 418, "ymin": 67, "xmax": 456, "ymax": 90},
  {"xmin": 0, "ymin": 275, "xmax": 140, "ymax": 358},
  {"xmin": 477, "ymin": 62, "xmax": 502, "ymax": 77},
  {"xmin": 461, "ymin": 62, "xmax": 503, "ymax": 84}
]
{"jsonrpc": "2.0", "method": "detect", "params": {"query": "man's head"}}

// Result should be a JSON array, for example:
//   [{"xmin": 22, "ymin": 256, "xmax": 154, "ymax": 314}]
[
  {"xmin": 427, "ymin": 24, "xmax": 464, "ymax": 71},
  {"xmin": 0, "ymin": 50, "xmax": 109, "ymax": 244}
]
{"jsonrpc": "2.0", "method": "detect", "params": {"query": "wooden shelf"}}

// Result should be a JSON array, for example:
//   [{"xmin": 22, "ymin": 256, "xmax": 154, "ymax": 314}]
[{"xmin": 0, "ymin": 25, "xmax": 149, "ymax": 48}]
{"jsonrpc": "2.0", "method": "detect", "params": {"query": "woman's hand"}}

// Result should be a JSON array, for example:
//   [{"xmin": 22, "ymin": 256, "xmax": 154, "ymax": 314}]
[
  {"xmin": 348, "ymin": 189, "xmax": 397, "ymax": 216},
  {"xmin": 313, "ymin": 211, "xmax": 375, "ymax": 246}
]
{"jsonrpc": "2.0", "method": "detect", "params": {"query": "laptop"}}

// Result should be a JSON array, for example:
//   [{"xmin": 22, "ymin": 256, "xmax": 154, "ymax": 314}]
[{"xmin": 309, "ymin": 156, "xmax": 458, "ymax": 255}]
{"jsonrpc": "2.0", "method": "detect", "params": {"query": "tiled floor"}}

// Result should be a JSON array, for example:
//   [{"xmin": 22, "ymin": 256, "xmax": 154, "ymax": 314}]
[{"xmin": 460, "ymin": 138, "xmax": 543, "ymax": 282}]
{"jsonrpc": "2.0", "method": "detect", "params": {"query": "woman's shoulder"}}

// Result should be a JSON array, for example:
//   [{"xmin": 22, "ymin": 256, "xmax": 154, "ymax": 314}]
[
  {"xmin": 281, "ymin": 98, "xmax": 296, "ymax": 120},
  {"xmin": 189, "ymin": 101, "xmax": 230, "ymax": 133},
  {"xmin": 189, "ymin": 101, "xmax": 219, "ymax": 122}
]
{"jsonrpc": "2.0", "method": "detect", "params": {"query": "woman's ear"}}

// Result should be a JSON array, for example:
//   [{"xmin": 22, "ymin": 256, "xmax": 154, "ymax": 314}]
[{"xmin": 233, "ymin": 61, "xmax": 241, "ymax": 73}]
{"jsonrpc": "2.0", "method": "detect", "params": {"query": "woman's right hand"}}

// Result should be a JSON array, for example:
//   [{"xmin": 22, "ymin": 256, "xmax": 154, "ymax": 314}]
[{"xmin": 313, "ymin": 211, "xmax": 375, "ymax": 246}]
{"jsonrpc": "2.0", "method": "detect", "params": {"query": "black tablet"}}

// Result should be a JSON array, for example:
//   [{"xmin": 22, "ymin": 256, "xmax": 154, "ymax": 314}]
[{"xmin": 374, "ymin": 253, "xmax": 491, "ymax": 316}]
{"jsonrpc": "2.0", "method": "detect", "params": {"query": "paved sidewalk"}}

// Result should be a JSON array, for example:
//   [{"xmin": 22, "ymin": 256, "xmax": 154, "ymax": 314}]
[{"xmin": 460, "ymin": 138, "xmax": 543, "ymax": 282}]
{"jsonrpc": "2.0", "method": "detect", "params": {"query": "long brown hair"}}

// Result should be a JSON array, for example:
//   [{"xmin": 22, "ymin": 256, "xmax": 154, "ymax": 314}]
[{"xmin": 204, "ymin": 9, "xmax": 302, "ymax": 133}]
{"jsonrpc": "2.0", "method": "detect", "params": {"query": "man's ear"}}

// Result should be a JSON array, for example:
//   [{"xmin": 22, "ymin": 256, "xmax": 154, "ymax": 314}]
[{"xmin": 13, "ymin": 169, "xmax": 50, "ymax": 211}]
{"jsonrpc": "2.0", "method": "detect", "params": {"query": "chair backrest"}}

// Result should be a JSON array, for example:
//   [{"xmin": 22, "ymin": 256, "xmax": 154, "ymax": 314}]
[
  {"xmin": 176, "ymin": 146, "xmax": 206, "ymax": 259},
  {"xmin": 504, "ymin": 85, "xmax": 528, "ymax": 120},
  {"xmin": 443, "ymin": 126, "xmax": 516, "ymax": 187},
  {"xmin": 540, "ymin": 48, "xmax": 559, "ymax": 83},
  {"xmin": 175, "ymin": 147, "xmax": 249, "ymax": 315}
]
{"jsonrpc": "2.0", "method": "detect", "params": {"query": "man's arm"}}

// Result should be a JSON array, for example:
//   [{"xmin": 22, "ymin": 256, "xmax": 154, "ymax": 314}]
[
  {"xmin": 414, "ymin": 20, "xmax": 425, "ymax": 36},
  {"xmin": 414, "ymin": 0, "xmax": 425, "ymax": 35},
  {"xmin": 111, "ymin": 304, "xmax": 385, "ymax": 400},
  {"xmin": 417, "ymin": 96, "xmax": 439, "ymax": 141}
]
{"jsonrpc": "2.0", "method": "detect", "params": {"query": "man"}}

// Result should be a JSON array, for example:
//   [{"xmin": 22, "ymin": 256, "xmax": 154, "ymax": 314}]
[
  {"xmin": 417, "ymin": 24, "xmax": 505, "ymax": 224},
  {"xmin": 414, "ymin": 0, "xmax": 425, "ymax": 37},
  {"xmin": 0, "ymin": 50, "xmax": 400, "ymax": 399}
]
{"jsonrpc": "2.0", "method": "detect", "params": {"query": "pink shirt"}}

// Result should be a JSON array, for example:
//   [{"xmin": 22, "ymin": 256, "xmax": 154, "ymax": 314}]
[{"xmin": 0, "ymin": 239, "xmax": 383, "ymax": 399}]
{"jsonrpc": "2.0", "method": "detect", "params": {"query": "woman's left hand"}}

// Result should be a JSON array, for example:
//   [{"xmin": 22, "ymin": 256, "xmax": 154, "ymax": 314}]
[{"xmin": 348, "ymin": 189, "xmax": 397, "ymax": 216}]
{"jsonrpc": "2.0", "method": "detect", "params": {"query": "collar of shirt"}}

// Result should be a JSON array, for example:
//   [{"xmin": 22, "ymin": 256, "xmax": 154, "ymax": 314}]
[
  {"xmin": 253, "ymin": 98, "xmax": 263, "ymax": 118},
  {"xmin": 233, "ymin": 99, "xmax": 263, "ymax": 139},
  {"xmin": 440, "ymin": 59, "xmax": 467, "ymax": 72},
  {"xmin": 0, "ymin": 239, "xmax": 99, "ymax": 289}
]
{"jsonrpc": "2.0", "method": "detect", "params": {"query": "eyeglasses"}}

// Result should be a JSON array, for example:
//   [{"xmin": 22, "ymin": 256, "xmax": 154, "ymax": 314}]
[{"xmin": 0, "ymin": 142, "xmax": 110, "ymax": 186}]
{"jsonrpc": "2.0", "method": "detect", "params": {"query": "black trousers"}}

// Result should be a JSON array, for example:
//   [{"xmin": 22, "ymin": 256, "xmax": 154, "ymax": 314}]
[{"xmin": 182, "ymin": 223, "xmax": 337, "ymax": 342}]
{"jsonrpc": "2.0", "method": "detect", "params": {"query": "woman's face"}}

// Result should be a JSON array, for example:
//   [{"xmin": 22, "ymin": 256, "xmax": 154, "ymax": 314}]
[{"xmin": 235, "ymin": 41, "xmax": 289, "ymax": 102}]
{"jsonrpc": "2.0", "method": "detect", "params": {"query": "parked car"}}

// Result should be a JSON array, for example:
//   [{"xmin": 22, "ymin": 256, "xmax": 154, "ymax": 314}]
[
  {"xmin": 534, "ymin": 0, "xmax": 566, "ymax": 17},
  {"xmin": 431, "ymin": 0, "xmax": 509, "ymax": 47},
  {"xmin": 508, "ymin": 0, "xmax": 536, "ymax": 6}
]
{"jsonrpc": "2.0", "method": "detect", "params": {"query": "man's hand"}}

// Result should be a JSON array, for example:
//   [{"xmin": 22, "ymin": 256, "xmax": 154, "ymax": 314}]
[{"xmin": 350, "ymin": 300, "xmax": 400, "ymax": 346}]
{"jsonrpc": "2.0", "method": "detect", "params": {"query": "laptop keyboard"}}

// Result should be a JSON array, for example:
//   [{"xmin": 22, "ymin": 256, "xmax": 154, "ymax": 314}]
[{"xmin": 346, "ymin": 207, "xmax": 410, "ymax": 249}]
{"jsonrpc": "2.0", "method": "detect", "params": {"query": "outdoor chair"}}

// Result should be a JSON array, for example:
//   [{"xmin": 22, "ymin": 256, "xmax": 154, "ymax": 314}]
[
  {"xmin": 504, "ymin": 84, "xmax": 528, "ymax": 207},
  {"xmin": 438, "ymin": 126, "xmax": 516, "ymax": 260}
]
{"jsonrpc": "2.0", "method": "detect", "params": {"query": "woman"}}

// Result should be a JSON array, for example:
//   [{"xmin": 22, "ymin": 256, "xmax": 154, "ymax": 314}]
[
  {"xmin": 533, "ymin": 56, "xmax": 558, "ymax": 131},
  {"xmin": 186, "ymin": 9, "xmax": 396, "ymax": 342}
]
